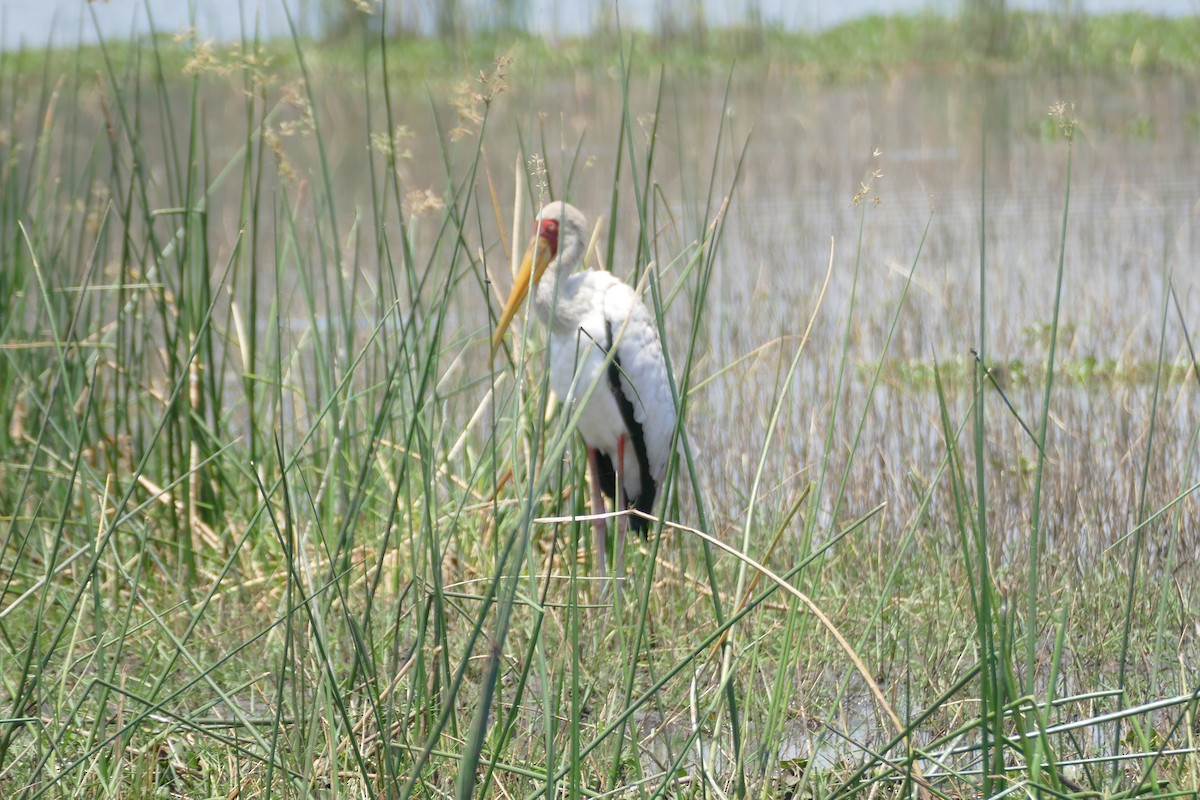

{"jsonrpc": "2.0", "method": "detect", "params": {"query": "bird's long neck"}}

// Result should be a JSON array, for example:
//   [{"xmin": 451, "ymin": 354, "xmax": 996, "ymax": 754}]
[{"xmin": 533, "ymin": 238, "xmax": 585, "ymax": 328}]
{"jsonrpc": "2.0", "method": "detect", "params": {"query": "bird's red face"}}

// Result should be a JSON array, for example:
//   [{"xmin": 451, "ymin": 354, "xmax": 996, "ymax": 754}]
[{"xmin": 537, "ymin": 217, "xmax": 560, "ymax": 258}]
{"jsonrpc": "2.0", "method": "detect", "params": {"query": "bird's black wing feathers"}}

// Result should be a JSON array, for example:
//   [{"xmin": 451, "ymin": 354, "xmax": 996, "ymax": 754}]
[{"xmin": 603, "ymin": 319, "xmax": 656, "ymax": 535}]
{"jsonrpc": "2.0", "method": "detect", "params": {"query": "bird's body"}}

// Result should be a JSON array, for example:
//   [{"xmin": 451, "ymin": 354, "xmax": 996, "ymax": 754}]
[
  {"xmin": 544, "ymin": 269, "xmax": 675, "ymax": 527},
  {"xmin": 492, "ymin": 201, "xmax": 676, "ymax": 576}
]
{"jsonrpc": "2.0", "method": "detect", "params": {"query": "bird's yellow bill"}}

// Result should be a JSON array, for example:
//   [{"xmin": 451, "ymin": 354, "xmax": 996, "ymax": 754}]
[{"xmin": 491, "ymin": 234, "xmax": 553, "ymax": 354}]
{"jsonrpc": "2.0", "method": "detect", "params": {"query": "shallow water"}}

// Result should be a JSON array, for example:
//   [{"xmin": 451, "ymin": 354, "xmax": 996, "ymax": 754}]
[{"xmin": 20, "ymin": 63, "xmax": 1200, "ymax": 558}]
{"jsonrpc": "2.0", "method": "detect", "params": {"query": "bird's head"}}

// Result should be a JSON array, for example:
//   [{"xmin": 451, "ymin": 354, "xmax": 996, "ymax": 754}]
[{"xmin": 491, "ymin": 201, "xmax": 588, "ymax": 354}]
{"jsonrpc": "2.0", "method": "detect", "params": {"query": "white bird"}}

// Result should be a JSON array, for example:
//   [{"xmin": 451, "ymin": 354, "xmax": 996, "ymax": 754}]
[{"xmin": 491, "ymin": 201, "xmax": 677, "ymax": 578}]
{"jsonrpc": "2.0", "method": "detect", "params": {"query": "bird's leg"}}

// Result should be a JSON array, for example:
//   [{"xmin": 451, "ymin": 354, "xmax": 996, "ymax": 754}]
[{"xmin": 586, "ymin": 447, "xmax": 608, "ymax": 581}]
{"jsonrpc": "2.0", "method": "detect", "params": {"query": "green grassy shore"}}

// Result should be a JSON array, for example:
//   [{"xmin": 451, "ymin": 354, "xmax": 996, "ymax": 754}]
[{"xmin": 6, "ymin": 12, "xmax": 1200, "ymax": 83}]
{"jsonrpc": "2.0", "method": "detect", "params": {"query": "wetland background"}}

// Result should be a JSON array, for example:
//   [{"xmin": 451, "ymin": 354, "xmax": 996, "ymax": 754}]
[{"xmin": 1, "ymin": 3, "xmax": 1199, "ymax": 798}]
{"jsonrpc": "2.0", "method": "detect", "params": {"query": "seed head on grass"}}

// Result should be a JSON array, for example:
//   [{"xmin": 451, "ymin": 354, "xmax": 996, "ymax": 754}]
[
  {"xmin": 278, "ymin": 79, "xmax": 316, "ymax": 137},
  {"xmin": 1049, "ymin": 101, "xmax": 1078, "ymax": 141},
  {"xmin": 231, "ymin": 46, "xmax": 274, "ymax": 94},
  {"xmin": 404, "ymin": 188, "xmax": 445, "ymax": 218},
  {"xmin": 449, "ymin": 82, "xmax": 483, "ymax": 141},
  {"xmin": 180, "ymin": 36, "xmax": 269, "ymax": 86},
  {"xmin": 480, "ymin": 55, "xmax": 512, "ymax": 99},
  {"xmin": 851, "ymin": 147, "xmax": 884, "ymax": 207},
  {"xmin": 182, "ymin": 38, "xmax": 220, "ymax": 77},
  {"xmin": 265, "ymin": 128, "xmax": 298, "ymax": 186},
  {"xmin": 450, "ymin": 55, "xmax": 512, "ymax": 141},
  {"xmin": 527, "ymin": 153, "xmax": 548, "ymax": 205},
  {"xmin": 370, "ymin": 124, "xmax": 414, "ymax": 162},
  {"xmin": 263, "ymin": 79, "xmax": 316, "ymax": 185}
]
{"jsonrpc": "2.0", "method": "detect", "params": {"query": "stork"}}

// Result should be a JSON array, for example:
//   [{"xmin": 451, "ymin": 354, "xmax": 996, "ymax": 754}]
[{"xmin": 491, "ymin": 201, "xmax": 676, "ymax": 579}]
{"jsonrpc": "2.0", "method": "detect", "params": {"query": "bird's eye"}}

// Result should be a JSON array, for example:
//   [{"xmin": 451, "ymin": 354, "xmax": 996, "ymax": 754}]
[{"xmin": 546, "ymin": 221, "xmax": 558, "ymax": 232}]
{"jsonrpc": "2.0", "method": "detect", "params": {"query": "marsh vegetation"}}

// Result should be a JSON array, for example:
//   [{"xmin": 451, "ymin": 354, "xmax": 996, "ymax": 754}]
[{"xmin": 1, "ymin": 8, "xmax": 1199, "ymax": 798}]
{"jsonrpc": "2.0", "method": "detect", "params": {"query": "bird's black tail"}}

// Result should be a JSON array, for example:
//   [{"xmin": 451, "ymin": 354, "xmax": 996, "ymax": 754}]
[
  {"xmin": 628, "ymin": 482, "xmax": 655, "ymax": 537},
  {"xmin": 594, "ymin": 450, "xmax": 655, "ymax": 537},
  {"xmin": 595, "ymin": 450, "xmax": 617, "ymax": 502}
]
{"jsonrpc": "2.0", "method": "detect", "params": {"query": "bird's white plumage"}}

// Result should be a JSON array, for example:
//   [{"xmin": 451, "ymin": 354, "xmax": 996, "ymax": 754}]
[
  {"xmin": 547, "ymin": 272, "xmax": 675, "ymax": 505},
  {"xmin": 526, "ymin": 201, "xmax": 676, "ymax": 525}
]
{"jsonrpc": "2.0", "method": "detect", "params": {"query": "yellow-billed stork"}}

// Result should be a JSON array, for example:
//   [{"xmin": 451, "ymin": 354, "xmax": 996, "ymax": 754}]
[{"xmin": 491, "ymin": 201, "xmax": 676, "ymax": 578}]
